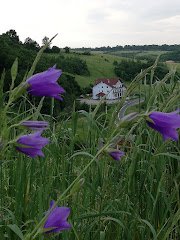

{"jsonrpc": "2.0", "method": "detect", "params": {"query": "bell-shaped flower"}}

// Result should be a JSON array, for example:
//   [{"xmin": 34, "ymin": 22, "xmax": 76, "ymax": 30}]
[
  {"xmin": 16, "ymin": 131, "xmax": 49, "ymax": 158},
  {"xmin": 147, "ymin": 109, "xmax": 180, "ymax": 141},
  {"xmin": 21, "ymin": 121, "xmax": 48, "ymax": 131},
  {"xmin": 108, "ymin": 149, "xmax": 125, "ymax": 161},
  {"xmin": 44, "ymin": 200, "xmax": 71, "ymax": 234},
  {"xmin": 26, "ymin": 66, "xmax": 65, "ymax": 100}
]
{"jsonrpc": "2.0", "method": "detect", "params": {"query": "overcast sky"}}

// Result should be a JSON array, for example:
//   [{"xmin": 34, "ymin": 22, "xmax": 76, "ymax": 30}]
[{"xmin": 1, "ymin": 0, "xmax": 180, "ymax": 48}]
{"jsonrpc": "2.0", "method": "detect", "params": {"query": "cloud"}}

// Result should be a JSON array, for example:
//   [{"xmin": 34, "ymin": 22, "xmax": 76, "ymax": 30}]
[{"xmin": 0, "ymin": 0, "xmax": 180, "ymax": 47}]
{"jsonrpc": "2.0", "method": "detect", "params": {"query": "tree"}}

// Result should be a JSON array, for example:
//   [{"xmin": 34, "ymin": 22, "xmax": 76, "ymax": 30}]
[
  {"xmin": 24, "ymin": 37, "xmax": 40, "ymax": 51},
  {"xmin": 51, "ymin": 46, "xmax": 60, "ymax": 53},
  {"xmin": 64, "ymin": 46, "xmax": 70, "ymax": 53},
  {"xmin": 42, "ymin": 36, "xmax": 51, "ymax": 47},
  {"xmin": 5, "ymin": 29, "xmax": 19, "ymax": 43}
]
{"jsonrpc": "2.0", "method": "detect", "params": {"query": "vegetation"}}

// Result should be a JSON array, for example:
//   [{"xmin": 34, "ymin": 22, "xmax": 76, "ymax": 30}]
[
  {"xmin": 160, "ymin": 50, "xmax": 180, "ymax": 62},
  {"xmin": 74, "ymin": 44, "xmax": 180, "ymax": 52},
  {"xmin": 0, "ymin": 30, "xmax": 90, "ymax": 113},
  {"xmin": 0, "ymin": 40, "xmax": 180, "ymax": 240},
  {"xmin": 114, "ymin": 59, "xmax": 170, "ymax": 82}
]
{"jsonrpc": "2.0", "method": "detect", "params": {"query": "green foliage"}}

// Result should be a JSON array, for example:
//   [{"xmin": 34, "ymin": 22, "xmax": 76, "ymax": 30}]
[
  {"xmin": 114, "ymin": 59, "xmax": 169, "ymax": 82},
  {"xmin": 64, "ymin": 46, "xmax": 70, "ymax": 53},
  {"xmin": 75, "ymin": 44, "xmax": 180, "ymax": 52},
  {"xmin": 0, "ymin": 31, "xmax": 90, "ymax": 112},
  {"xmin": 24, "ymin": 37, "xmax": 40, "ymax": 51},
  {"xmin": 160, "ymin": 50, "xmax": 180, "ymax": 62},
  {"xmin": 51, "ymin": 45, "xmax": 60, "ymax": 53}
]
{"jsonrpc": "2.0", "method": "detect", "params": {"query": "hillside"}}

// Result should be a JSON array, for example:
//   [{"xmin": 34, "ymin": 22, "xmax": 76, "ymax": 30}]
[
  {"xmin": 57, "ymin": 53, "xmax": 126, "ymax": 88},
  {"xmin": 69, "ymin": 51, "xmax": 180, "ymax": 88}
]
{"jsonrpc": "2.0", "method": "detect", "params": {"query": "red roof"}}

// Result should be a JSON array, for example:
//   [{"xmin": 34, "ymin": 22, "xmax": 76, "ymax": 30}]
[
  {"xmin": 95, "ymin": 78, "xmax": 120, "ymax": 87},
  {"xmin": 96, "ymin": 92, "xmax": 106, "ymax": 97}
]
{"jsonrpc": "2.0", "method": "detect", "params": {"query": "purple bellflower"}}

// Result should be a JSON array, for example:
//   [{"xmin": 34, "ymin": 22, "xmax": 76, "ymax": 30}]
[
  {"xmin": 21, "ymin": 121, "xmax": 48, "ymax": 131},
  {"xmin": 44, "ymin": 200, "xmax": 71, "ymax": 234},
  {"xmin": 16, "ymin": 131, "xmax": 49, "ymax": 158},
  {"xmin": 147, "ymin": 109, "xmax": 180, "ymax": 141},
  {"xmin": 108, "ymin": 149, "xmax": 125, "ymax": 161},
  {"xmin": 26, "ymin": 66, "xmax": 65, "ymax": 100}
]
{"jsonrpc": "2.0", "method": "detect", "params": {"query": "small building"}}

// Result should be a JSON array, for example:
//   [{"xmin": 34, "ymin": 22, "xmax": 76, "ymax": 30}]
[{"xmin": 92, "ymin": 78, "xmax": 125, "ymax": 100}]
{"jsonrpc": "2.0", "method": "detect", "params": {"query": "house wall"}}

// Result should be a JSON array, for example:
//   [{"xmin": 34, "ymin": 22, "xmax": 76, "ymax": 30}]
[
  {"xmin": 93, "ymin": 82, "xmax": 112, "ymax": 99},
  {"xmin": 92, "ymin": 80, "xmax": 125, "ymax": 100}
]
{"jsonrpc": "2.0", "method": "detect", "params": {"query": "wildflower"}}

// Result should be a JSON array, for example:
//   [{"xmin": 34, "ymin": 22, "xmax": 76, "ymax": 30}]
[
  {"xmin": 44, "ymin": 200, "xmax": 71, "ymax": 234},
  {"xmin": 147, "ymin": 109, "xmax": 180, "ymax": 141},
  {"xmin": 16, "ymin": 131, "xmax": 49, "ymax": 158},
  {"xmin": 21, "ymin": 121, "xmax": 48, "ymax": 131},
  {"xmin": 108, "ymin": 149, "xmax": 125, "ymax": 161},
  {"xmin": 26, "ymin": 66, "xmax": 65, "ymax": 100}
]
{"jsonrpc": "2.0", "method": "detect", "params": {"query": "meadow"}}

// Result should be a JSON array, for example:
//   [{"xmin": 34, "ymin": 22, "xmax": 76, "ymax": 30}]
[{"xmin": 0, "ymin": 45, "xmax": 180, "ymax": 240}]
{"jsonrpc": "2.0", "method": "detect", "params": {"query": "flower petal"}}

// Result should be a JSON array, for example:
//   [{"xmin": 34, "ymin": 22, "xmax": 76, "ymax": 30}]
[
  {"xmin": 147, "ymin": 121, "xmax": 179, "ymax": 141},
  {"xmin": 27, "ymin": 67, "xmax": 62, "ymax": 85},
  {"xmin": 28, "ymin": 83, "xmax": 65, "ymax": 97},
  {"xmin": 149, "ymin": 111, "xmax": 180, "ymax": 128},
  {"xmin": 44, "ymin": 207, "xmax": 71, "ymax": 229},
  {"xmin": 109, "ymin": 150, "xmax": 125, "ymax": 161},
  {"xmin": 21, "ymin": 121, "xmax": 49, "ymax": 130},
  {"xmin": 17, "ymin": 132, "xmax": 49, "ymax": 148},
  {"xmin": 16, "ymin": 147, "xmax": 44, "ymax": 158}
]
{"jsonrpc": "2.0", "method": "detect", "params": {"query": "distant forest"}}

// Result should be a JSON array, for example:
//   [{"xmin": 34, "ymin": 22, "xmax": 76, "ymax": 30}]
[{"xmin": 74, "ymin": 44, "xmax": 180, "ymax": 52}]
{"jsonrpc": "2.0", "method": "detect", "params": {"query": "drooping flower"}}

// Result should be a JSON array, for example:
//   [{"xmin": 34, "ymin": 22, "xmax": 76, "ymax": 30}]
[
  {"xmin": 26, "ymin": 66, "xmax": 65, "ymax": 100},
  {"xmin": 108, "ymin": 149, "xmax": 125, "ymax": 161},
  {"xmin": 44, "ymin": 200, "xmax": 71, "ymax": 234},
  {"xmin": 21, "ymin": 121, "xmax": 48, "ymax": 131},
  {"xmin": 147, "ymin": 109, "xmax": 180, "ymax": 141},
  {"xmin": 16, "ymin": 131, "xmax": 49, "ymax": 158}
]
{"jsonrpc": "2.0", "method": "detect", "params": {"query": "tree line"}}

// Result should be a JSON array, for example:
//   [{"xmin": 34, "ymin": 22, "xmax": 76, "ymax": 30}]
[
  {"xmin": 74, "ymin": 44, "xmax": 180, "ymax": 52},
  {"xmin": 113, "ymin": 59, "xmax": 179, "ymax": 83}
]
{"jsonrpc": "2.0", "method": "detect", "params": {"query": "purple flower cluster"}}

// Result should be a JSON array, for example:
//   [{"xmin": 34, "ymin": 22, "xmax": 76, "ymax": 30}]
[
  {"xmin": 16, "ymin": 65, "xmax": 65, "ymax": 158},
  {"xmin": 15, "ymin": 66, "xmax": 72, "ymax": 235},
  {"xmin": 147, "ymin": 109, "xmax": 180, "ymax": 141}
]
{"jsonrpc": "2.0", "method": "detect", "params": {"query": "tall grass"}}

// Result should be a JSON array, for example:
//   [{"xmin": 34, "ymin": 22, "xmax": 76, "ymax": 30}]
[{"xmin": 0, "ymin": 54, "xmax": 180, "ymax": 240}]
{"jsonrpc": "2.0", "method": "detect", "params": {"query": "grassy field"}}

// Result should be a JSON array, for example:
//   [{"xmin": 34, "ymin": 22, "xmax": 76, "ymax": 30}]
[{"xmin": 103, "ymin": 50, "xmax": 168, "ymax": 58}]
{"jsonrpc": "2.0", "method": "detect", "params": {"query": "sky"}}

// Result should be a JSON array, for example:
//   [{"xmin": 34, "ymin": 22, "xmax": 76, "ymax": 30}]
[{"xmin": 1, "ymin": 0, "xmax": 180, "ymax": 48}]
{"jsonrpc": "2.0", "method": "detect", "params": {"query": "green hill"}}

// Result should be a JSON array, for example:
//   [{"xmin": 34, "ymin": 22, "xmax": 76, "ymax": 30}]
[{"xmin": 69, "ymin": 53, "xmax": 126, "ymax": 88}]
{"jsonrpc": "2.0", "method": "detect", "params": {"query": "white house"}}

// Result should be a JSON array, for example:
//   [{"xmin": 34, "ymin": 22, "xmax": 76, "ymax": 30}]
[{"xmin": 92, "ymin": 78, "xmax": 125, "ymax": 100}]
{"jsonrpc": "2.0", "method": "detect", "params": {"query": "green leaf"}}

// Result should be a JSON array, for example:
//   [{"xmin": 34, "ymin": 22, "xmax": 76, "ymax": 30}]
[
  {"xmin": 140, "ymin": 219, "xmax": 157, "ymax": 240},
  {"xmin": 0, "ymin": 69, "xmax": 5, "ymax": 108},
  {"xmin": 100, "ymin": 231, "xmax": 106, "ymax": 240},
  {"xmin": 70, "ymin": 178, "xmax": 85, "ymax": 195},
  {"xmin": 7, "ymin": 224, "xmax": 24, "ymax": 240},
  {"xmin": 10, "ymin": 58, "xmax": 18, "ymax": 89},
  {"xmin": 154, "ymin": 153, "xmax": 180, "ymax": 161}
]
